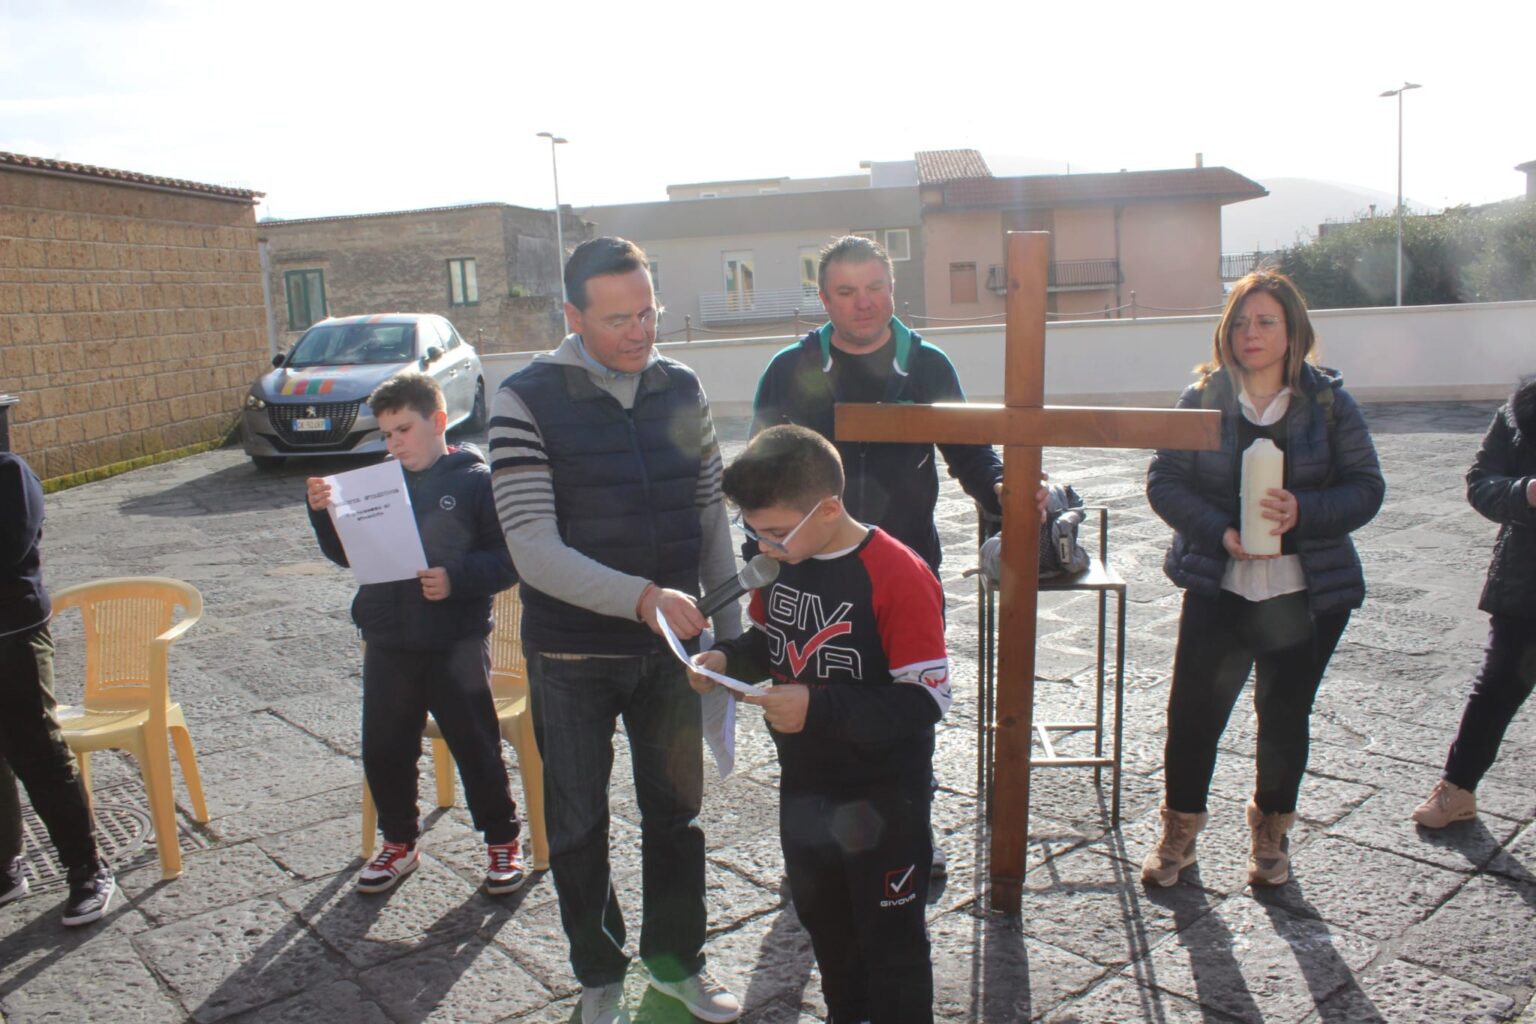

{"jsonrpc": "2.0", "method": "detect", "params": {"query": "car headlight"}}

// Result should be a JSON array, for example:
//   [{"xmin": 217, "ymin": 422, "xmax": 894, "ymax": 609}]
[{"xmin": 245, "ymin": 393, "xmax": 266, "ymax": 410}]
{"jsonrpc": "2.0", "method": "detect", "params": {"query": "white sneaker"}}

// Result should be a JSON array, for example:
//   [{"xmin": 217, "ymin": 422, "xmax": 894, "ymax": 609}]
[
  {"xmin": 648, "ymin": 967, "xmax": 741, "ymax": 1023},
  {"xmin": 580, "ymin": 981, "xmax": 629, "ymax": 1024},
  {"xmin": 356, "ymin": 841, "xmax": 419, "ymax": 893}
]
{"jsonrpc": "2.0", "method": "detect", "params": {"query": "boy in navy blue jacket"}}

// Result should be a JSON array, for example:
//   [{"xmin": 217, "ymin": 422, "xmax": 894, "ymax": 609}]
[
  {"xmin": 1, "ymin": 451, "xmax": 114, "ymax": 926},
  {"xmin": 690, "ymin": 425, "xmax": 949, "ymax": 1024},
  {"xmin": 307, "ymin": 373, "xmax": 522, "ymax": 894}
]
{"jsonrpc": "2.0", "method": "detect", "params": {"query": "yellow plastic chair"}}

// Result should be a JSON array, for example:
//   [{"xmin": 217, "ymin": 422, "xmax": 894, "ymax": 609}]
[
  {"xmin": 51, "ymin": 576, "xmax": 208, "ymax": 880},
  {"xmin": 361, "ymin": 585, "xmax": 549, "ymax": 869}
]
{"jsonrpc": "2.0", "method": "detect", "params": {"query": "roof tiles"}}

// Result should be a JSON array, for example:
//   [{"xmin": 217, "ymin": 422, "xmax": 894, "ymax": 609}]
[
  {"xmin": 915, "ymin": 149, "xmax": 993, "ymax": 184},
  {"xmin": 0, "ymin": 151, "xmax": 262, "ymax": 201}
]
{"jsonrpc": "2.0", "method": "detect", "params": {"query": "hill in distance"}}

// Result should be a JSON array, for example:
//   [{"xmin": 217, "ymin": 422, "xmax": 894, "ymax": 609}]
[{"xmin": 1223, "ymin": 177, "xmax": 1433, "ymax": 252}]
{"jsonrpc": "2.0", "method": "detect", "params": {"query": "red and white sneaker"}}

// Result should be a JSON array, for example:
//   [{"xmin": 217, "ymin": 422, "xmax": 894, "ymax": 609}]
[
  {"xmin": 484, "ymin": 839, "xmax": 527, "ymax": 895},
  {"xmin": 357, "ymin": 841, "xmax": 419, "ymax": 893}
]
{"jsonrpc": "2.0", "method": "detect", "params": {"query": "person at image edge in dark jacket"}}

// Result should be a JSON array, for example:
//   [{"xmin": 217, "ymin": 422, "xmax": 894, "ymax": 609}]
[
  {"xmin": 1412, "ymin": 373, "xmax": 1536, "ymax": 828},
  {"xmin": 307, "ymin": 372, "xmax": 523, "ymax": 897},
  {"xmin": 1141, "ymin": 269, "xmax": 1385, "ymax": 890},
  {"xmin": 0, "ymin": 451, "xmax": 116, "ymax": 926}
]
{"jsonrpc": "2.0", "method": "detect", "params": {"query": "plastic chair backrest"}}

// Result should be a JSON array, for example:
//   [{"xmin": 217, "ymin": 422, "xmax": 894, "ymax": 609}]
[
  {"xmin": 50, "ymin": 577, "xmax": 203, "ymax": 714},
  {"xmin": 489, "ymin": 586, "xmax": 526, "ymax": 699}
]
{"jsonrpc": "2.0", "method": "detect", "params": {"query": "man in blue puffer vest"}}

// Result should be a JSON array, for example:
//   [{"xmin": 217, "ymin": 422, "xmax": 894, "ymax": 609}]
[{"xmin": 488, "ymin": 238, "xmax": 742, "ymax": 1024}]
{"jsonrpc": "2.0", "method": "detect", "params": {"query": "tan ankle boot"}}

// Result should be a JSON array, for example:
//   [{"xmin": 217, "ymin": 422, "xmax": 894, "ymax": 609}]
[
  {"xmin": 1141, "ymin": 806, "xmax": 1207, "ymax": 887},
  {"xmin": 1247, "ymin": 799, "xmax": 1296, "ymax": 886}
]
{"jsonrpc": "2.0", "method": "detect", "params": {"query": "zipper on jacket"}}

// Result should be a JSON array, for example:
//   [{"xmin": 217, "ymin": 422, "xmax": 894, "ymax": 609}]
[{"xmin": 625, "ymin": 409, "xmax": 661, "ymax": 568}]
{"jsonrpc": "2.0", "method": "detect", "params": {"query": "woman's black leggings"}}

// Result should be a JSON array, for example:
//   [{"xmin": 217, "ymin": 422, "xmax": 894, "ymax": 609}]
[{"xmin": 1163, "ymin": 589, "xmax": 1350, "ymax": 815}]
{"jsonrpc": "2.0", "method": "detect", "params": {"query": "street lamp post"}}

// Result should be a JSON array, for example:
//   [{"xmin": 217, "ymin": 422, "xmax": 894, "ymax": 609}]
[
  {"xmin": 1378, "ymin": 82, "xmax": 1421, "ymax": 306},
  {"xmin": 536, "ymin": 132, "xmax": 568, "ymax": 305}
]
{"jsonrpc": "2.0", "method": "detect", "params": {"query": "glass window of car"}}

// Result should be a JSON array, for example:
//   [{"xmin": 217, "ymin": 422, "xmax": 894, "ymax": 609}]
[{"xmin": 288, "ymin": 322, "xmax": 418, "ymax": 366}]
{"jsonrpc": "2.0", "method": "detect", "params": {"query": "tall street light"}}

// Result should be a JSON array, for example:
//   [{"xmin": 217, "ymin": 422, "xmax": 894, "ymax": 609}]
[
  {"xmin": 1379, "ymin": 82, "xmax": 1421, "ymax": 306},
  {"xmin": 536, "ymin": 132, "xmax": 568, "ymax": 305}
]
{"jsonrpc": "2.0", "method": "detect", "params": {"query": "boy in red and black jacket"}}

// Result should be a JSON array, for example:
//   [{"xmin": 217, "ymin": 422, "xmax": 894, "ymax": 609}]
[{"xmin": 690, "ymin": 424, "xmax": 949, "ymax": 1024}]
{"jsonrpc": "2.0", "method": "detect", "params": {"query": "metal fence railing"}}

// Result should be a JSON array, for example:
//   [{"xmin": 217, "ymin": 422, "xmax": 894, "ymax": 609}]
[{"xmin": 698, "ymin": 287, "xmax": 826, "ymax": 325}]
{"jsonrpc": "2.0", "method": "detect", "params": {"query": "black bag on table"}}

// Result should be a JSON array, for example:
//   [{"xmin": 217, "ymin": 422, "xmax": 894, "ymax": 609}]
[{"xmin": 978, "ymin": 483, "xmax": 1090, "ymax": 582}]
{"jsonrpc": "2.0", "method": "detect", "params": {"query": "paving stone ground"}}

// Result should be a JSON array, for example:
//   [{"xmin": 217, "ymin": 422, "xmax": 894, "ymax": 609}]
[{"xmin": 3, "ymin": 400, "xmax": 1534, "ymax": 1023}]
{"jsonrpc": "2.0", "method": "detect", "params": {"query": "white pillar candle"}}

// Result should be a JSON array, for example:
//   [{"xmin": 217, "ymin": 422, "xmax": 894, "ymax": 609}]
[{"xmin": 1240, "ymin": 438, "xmax": 1284, "ymax": 556}]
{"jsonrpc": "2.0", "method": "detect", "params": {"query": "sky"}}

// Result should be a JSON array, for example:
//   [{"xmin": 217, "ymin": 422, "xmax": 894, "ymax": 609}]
[{"xmin": 2, "ymin": 0, "xmax": 1532, "ymax": 224}]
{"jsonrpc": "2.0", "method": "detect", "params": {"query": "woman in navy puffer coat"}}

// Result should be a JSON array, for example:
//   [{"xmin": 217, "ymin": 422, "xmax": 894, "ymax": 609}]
[
  {"xmin": 1412, "ymin": 373, "xmax": 1536, "ymax": 829},
  {"xmin": 1140, "ymin": 270, "xmax": 1384, "ymax": 890}
]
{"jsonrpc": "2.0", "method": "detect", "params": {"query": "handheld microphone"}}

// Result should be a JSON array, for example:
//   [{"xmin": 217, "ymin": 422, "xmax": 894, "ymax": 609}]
[{"xmin": 697, "ymin": 554, "xmax": 780, "ymax": 617}]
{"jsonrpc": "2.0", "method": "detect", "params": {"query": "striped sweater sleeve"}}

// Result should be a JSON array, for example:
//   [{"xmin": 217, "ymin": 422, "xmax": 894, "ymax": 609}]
[{"xmin": 488, "ymin": 381, "xmax": 651, "ymax": 622}]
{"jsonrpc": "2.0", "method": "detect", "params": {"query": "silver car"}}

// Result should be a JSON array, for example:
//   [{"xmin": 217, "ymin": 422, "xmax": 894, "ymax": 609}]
[{"xmin": 242, "ymin": 313, "xmax": 487, "ymax": 469}]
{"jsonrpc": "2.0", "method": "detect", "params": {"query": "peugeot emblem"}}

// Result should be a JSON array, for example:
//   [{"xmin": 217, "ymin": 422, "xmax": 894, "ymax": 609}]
[{"xmin": 305, "ymin": 405, "xmax": 317, "ymax": 417}]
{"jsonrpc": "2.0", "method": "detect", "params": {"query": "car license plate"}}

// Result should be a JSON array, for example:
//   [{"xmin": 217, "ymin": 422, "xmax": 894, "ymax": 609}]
[{"xmin": 294, "ymin": 417, "xmax": 330, "ymax": 432}]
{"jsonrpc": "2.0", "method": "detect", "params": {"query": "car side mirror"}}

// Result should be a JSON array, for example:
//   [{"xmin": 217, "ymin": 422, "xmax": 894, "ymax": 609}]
[
  {"xmin": 423, "ymin": 346, "xmax": 443, "ymax": 365},
  {"xmin": 272, "ymin": 353, "xmax": 286, "ymax": 368}
]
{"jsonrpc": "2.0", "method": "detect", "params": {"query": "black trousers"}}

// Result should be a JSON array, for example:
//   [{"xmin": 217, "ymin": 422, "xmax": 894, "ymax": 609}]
[
  {"xmin": 1163, "ymin": 590, "xmax": 1350, "ymax": 815},
  {"xmin": 1443, "ymin": 614, "xmax": 1536, "ymax": 791},
  {"xmin": 781, "ymin": 785, "xmax": 934, "ymax": 1024},
  {"xmin": 362, "ymin": 634, "xmax": 518, "ymax": 846},
  {"xmin": 0, "ymin": 625, "xmax": 102, "ymax": 876}
]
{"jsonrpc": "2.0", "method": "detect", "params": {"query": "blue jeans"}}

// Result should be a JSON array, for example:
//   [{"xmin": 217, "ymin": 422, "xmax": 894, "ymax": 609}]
[{"xmin": 526, "ymin": 650, "xmax": 705, "ymax": 986}]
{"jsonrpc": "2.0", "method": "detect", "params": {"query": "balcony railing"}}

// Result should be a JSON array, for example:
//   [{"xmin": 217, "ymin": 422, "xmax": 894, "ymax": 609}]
[
  {"xmin": 986, "ymin": 259, "xmax": 1121, "ymax": 295},
  {"xmin": 1221, "ymin": 251, "xmax": 1279, "ymax": 280},
  {"xmin": 698, "ymin": 286, "xmax": 826, "ymax": 325}
]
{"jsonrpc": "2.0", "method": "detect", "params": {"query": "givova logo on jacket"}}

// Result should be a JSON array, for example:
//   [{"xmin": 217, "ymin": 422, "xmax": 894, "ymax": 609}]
[{"xmin": 764, "ymin": 584, "xmax": 861, "ymax": 680}]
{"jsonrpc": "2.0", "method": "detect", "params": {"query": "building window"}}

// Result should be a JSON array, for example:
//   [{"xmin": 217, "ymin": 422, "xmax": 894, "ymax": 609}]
[
  {"xmin": 883, "ymin": 229, "xmax": 911, "ymax": 262},
  {"xmin": 950, "ymin": 262, "xmax": 978, "ymax": 304},
  {"xmin": 448, "ymin": 258, "xmax": 478, "ymax": 306},
  {"xmin": 723, "ymin": 250, "xmax": 755, "ymax": 310},
  {"xmin": 284, "ymin": 269, "xmax": 326, "ymax": 331},
  {"xmin": 799, "ymin": 246, "xmax": 821, "ymax": 292},
  {"xmin": 648, "ymin": 259, "xmax": 661, "ymax": 296},
  {"xmin": 852, "ymin": 230, "xmax": 878, "ymax": 242}
]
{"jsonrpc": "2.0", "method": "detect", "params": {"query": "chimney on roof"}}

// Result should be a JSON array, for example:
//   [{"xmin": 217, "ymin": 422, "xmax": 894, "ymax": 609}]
[
  {"xmin": 1195, "ymin": 152, "xmax": 1204, "ymax": 168},
  {"xmin": 1519, "ymin": 160, "xmax": 1536, "ymax": 200}
]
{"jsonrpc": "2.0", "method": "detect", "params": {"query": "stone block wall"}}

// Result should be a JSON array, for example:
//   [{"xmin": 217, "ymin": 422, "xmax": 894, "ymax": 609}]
[{"xmin": 0, "ymin": 164, "xmax": 268, "ymax": 481}]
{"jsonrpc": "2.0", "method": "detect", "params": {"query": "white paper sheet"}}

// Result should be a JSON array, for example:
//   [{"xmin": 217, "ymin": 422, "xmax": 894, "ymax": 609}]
[
  {"xmin": 657, "ymin": 612, "xmax": 766, "ymax": 698},
  {"xmin": 699, "ymin": 685, "xmax": 737, "ymax": 780},
  {"xmin": 659, "ymin": 613, "xmax": 767, "ymax": 780},
  {"xmin": 324, "ymin": 460, "xmax": 429, "ymax": 585}
]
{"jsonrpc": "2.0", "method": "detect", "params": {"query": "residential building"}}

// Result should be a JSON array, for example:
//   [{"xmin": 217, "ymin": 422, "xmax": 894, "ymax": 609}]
[
  {"xmin": 581, "ymin": 151, "xmax": 1265, "ymax": 346},
  {"xmin": 581, "ymin": 160, "xmax": 924, "ymax": 342},
  {"xmin": 258, "ymin": 202, "xmax": 587, "ymax": 355},
  {"xmin": 920, "ymin": 161, "xmax": 1267, "ymax": 322},
  {"xmin": 0, "ymin": 151, "xmax": 268, "ymax": 481}
]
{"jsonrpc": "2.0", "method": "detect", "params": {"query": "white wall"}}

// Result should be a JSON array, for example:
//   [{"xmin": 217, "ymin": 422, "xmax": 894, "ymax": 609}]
[{"xmin": 483, "ymin": 299, "xmax": 1536, "ymax": 415}]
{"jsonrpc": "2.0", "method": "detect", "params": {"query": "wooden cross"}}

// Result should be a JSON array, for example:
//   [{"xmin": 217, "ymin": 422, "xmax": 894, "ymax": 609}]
[{"xmin": 835, "ymin": 232, "xmax": 1221, "ymax": 913}]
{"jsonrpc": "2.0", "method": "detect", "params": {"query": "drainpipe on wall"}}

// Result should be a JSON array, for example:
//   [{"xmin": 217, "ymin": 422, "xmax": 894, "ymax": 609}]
[
  {"xmin": 258, "ymin": 239, "xmax": 280, "ymax": 359},
  {"xmin": 1113, "ymin": 205, "xmax": 1124, "ymax": 318}
]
